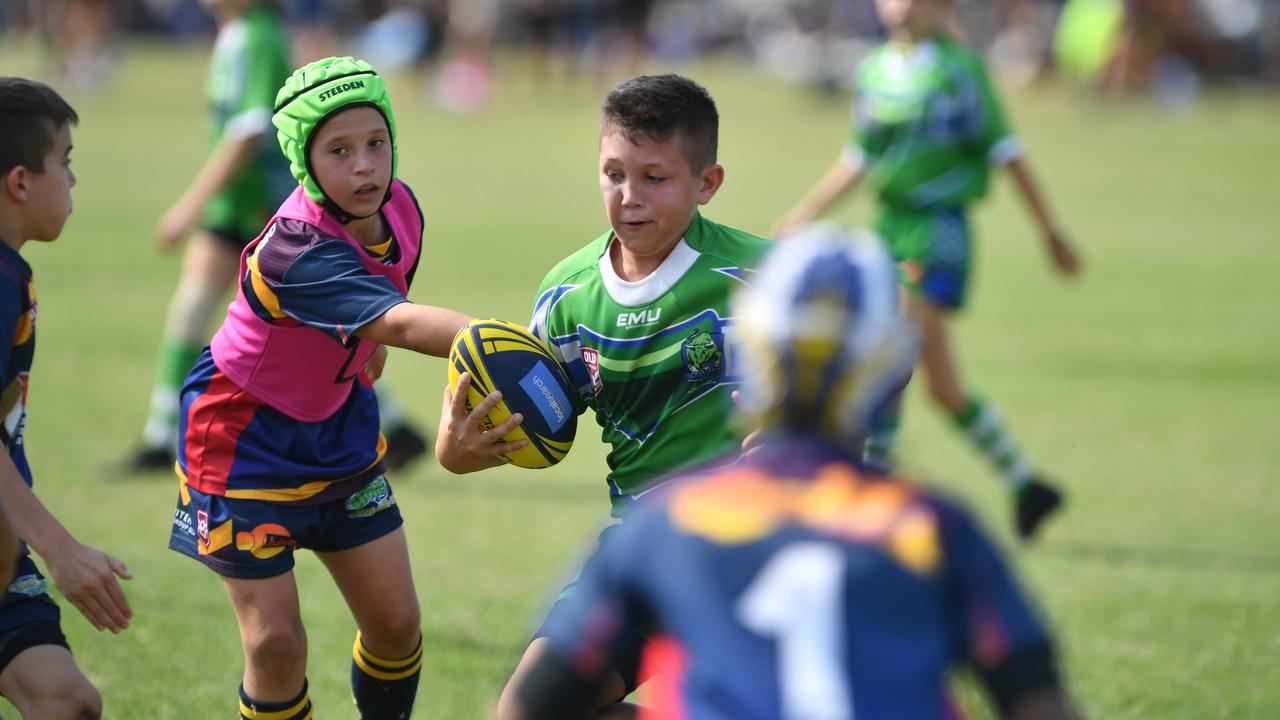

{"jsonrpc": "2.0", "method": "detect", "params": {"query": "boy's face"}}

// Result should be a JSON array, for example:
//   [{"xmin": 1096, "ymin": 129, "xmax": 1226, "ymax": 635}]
[
  {"xmin": 598, "ymin": 129, "xmax": 722, "ymax": 266},
  {"xmin": 875, "ymin": 0, "xmax": 944, "ymax": 35},
  {"xmin": 25, "ymin": 123, "xmax": 76, "ymax": 242},
  {"xmin": 307, "ymin": 106, "xmax": 393, "ymax": 219}
]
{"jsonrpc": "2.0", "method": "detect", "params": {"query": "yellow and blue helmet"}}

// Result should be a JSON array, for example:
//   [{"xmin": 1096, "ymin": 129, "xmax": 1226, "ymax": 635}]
[
  {"xmin": 272, "ymin": 56, "xmax": 396, "ymax": 221},
  {"xmin": 734, "ymin": 222, "xmax": 918, "ymax": 448}
]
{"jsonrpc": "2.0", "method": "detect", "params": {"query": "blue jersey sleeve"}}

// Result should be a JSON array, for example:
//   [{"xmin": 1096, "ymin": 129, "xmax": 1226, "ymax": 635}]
[{"xmin": 251, "ymin": 219, "xmax": 408, "ymax": 345}]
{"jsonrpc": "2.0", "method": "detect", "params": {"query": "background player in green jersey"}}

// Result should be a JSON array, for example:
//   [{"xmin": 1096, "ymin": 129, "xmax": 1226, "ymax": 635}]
[
  {"xmin": 775, "ymin": 0, "xmax": 1082, "ymax": 541},
  {"xmin": 122, "ymin": 0, "xmax": 295, "ymax": 471},
  {"xmin": 467, "ymin": 74, "xmax": 771, "ymax": 720}
]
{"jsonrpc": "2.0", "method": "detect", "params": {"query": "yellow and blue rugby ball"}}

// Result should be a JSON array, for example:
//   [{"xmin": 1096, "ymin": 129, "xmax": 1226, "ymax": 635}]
[{"xmin": 447, "ymin": 319, "xmax": 577, "ymax": 469}]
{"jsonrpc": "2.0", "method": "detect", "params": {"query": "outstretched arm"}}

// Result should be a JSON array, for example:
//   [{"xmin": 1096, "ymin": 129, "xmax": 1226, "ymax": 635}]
[
  {"xmin": 0, "ymin": 454, "xmax": 132, "ymax": 633},
  {"xmin": 772, "ymin": 153, "xmax": 866, "ymax": 238},
  {"xmin": 355, "ymin": 302, "xmax": 472, "ymax": 358},
  {"xmin": 1005, "ymin": 157, "xmax": 1080, "ymax": 277},
  {"xmin": 155, "ymin": 134, "xmax": 258, "ymax": 249}
]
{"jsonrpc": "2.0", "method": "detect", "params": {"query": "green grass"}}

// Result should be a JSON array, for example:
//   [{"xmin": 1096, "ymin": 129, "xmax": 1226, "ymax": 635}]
[{"xmin": 1, "ymin": 40, "xmax": 1279, "ymax": 717}]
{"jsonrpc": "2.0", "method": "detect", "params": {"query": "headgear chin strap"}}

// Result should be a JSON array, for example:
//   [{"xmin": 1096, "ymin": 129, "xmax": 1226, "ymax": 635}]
[{"xmin": 272, "ymin": 56, "xmax": 398, "ymax": 223}]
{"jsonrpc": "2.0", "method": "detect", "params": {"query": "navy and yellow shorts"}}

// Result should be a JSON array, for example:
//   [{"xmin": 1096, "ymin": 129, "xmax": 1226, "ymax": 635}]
[
  {"xmin": 168, "ymin": 475, "xmax": 403, "ymax": 579},
  {"xmin": 878, "ymin": 205, "xmax": 972, "ymax": 310}
]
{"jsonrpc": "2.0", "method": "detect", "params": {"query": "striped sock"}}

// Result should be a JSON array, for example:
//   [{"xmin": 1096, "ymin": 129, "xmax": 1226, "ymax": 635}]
[
  {"xmin": 952, "ymin": 397, "xmax": 1033, "ymax": 490},
  {"xmin": 240, "ymin": 679, "xmax": 312, "ymax": 720},
  {"xmin": 142, "ymin": 339, "xmax": 202, "ymax": 450},
  {"xmin": 352, "ymin": 630, "xmax": 423, "ymax": 719},
  {"xmin": 862, "ymin": 412, "xmax": 901, "ymax": 472}
]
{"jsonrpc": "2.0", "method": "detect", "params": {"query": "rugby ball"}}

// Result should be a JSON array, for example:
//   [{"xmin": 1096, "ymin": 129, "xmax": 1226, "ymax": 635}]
[{"xmin": 447, "ymin": 319, "xmax": 577, "ymax": 469}]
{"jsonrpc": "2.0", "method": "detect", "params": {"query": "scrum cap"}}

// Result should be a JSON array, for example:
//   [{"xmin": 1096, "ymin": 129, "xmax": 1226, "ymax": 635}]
[
  {"xmin": 272, "ymin": 56, "xmax": 397, "ymax": 220},
  {"xmin": 734, "ymin": 222, "xmax": 918, "ymax": 448}
]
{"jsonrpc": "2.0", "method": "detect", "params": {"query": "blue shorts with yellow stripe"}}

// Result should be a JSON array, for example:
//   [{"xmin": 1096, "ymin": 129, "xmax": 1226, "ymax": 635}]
[{"xmin": 168, "ymin": 474, "xmax": 403, "ymax": 579}]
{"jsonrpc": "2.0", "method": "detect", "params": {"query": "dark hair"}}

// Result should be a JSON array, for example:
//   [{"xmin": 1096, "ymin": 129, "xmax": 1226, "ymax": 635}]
[
  {"xmin": 601, "ymin": 74, "xmax": 718, "ymax": 171},
  {"xmin": 0, "ymin": 77, "xmax": 78, "ymax": 176}
]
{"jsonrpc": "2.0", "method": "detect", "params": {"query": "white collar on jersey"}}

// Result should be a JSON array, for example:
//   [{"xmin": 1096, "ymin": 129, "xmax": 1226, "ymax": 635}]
[
  {"xmin": 598, "ymin": 236, "xmax": 701, "ymax": 307},
  {"xmin": 883, "ymin": 39, "xmax": 939, "ymax": 77}
]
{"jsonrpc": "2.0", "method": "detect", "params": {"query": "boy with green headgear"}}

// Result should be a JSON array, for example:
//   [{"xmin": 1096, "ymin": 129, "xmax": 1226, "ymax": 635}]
[
  {"xmin": 122, "ymin": 0, "xmax": 432, "ymax": 477},
  {"xmin": 166, "ymin": 56, "xmax": 519, "ymax": 719}
]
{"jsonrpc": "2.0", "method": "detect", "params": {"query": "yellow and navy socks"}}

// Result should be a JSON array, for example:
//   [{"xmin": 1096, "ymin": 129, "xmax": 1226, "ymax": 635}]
[
  {"xmin": 352, "ymin": 630, "xmax": 423, "ymax": 719},
  {"xmin": 239, "ymin": 679, "xmax": 312, "ymax": 720}
]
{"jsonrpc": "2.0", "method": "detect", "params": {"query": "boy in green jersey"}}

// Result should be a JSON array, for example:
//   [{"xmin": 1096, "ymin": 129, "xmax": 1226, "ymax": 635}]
[
  {"xmin": 473, "ymin": 74, "xmax": 771, "ymax": 720},
  {"xmin": 775, "ymin": 0, "xmax": 1081, "ymax": 541}
]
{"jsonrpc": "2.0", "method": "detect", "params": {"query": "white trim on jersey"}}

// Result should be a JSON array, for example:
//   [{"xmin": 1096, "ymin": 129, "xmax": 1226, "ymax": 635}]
[{"xmin": 597, "ymin": 237, "xmax": 701, "ymax": 306}]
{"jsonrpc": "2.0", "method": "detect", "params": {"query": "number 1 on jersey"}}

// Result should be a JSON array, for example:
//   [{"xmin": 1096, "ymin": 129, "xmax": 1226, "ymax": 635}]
[{"xmin": 736, "ymin": 542, "xmax": 853, "ymax": 720}]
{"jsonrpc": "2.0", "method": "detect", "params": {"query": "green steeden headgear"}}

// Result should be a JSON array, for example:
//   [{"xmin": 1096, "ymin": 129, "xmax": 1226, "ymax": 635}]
[{"xmin": 272, "ymin": 56, "xmax": 398, "ymax": 215}]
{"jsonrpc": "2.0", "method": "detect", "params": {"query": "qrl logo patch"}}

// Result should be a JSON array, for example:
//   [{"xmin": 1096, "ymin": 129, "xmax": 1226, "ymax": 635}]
[
  {"xmin": 196, "ymin": 510, "xmax": 210, "ymax": 546},
  {"xmin": 580, "ymin": 347, "xmax": 603, "ymax": 397}
]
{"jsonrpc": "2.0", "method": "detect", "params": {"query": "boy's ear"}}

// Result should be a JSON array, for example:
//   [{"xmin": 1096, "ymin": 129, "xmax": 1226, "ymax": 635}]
[
  {"xmin": 697, "ymin": 163, "xmax": 725, "ymax": 205},
  {"xmin": 3, "ymin": 166, "xmax": 29, "ymax": 204}
]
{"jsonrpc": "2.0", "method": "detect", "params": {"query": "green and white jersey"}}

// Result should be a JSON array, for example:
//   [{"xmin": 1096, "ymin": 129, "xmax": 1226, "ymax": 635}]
[
  {"xmin": 202, "ymin": 4, "xmax": 294, "ymax": 239},
  {"xmin": 845, "ymin": 36, "xmax": 1022, "ymax": 211},
  {"xmin": 530, "ymin": 213, "xmax": 771, "ymax": 517}
]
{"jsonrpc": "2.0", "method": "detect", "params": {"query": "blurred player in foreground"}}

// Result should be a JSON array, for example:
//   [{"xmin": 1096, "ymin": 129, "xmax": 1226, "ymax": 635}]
[
  {"xmin": 775, "ymin": 0, "xmax": 1082, "ymax": 540},
  {"xmin": 0, "ymin": 76, "xmax": 134, "ymax": 719},
  {"xmin": 510, "ymin": 223, "xmax": 1080, "ymax": 720}
]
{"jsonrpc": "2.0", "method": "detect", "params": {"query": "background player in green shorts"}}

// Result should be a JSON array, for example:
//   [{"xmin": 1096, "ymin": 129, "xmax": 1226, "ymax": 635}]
[
  {"xmin": 120, "ymin": 0, "xmax": 430, "ymax": 474},
  {"xmin": 775, "ymin": 0, "xmax": 1082, "ymax": 540},
  {"xmin": 457, "ymin": 74, "xmax": 772, "ymax": 719}
]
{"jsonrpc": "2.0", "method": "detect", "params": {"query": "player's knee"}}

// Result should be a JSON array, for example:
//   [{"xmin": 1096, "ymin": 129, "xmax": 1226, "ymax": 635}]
[
  {"xmin": 362, "ymin": 603, "xmax": 421, "ymax": 652},
  {"xmin": 26, "ymin": 680, "xmax": 102, "ymax": 720},
  {"xmin": 244, "ymin": 621, "xmax": 307, "ymax": 674}
]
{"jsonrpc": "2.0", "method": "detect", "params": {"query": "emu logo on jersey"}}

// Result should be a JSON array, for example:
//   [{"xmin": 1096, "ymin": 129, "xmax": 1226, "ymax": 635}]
[
  {"xmin": 682, "ymin": 330, "xmax": 722, "ymax": 382},
  {"xmin": 617, "ymin": 308, "xmax": 661, "ymax": 327},
  {"xmin": 580, "ymin": 347, "xmax": 603, "ymax": 396}
]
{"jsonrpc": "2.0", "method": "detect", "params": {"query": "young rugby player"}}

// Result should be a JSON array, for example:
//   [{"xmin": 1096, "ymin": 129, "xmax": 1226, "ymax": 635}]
[
  {"xmin": 510, "ymin": 224, "xmax": 1080, "ymax": 720},
  {"xmin": 775, "ymin": 0, "xmax": 1082, "ymax": 540},
  {"xmin": 458, "ymin": 74, "xmax": 773, "ymax": 720},
  {"xmin": 123, "ymin": 0, "xmax": 429, "ymax": 475},
  {"xmin": 167, "ymin": 56, "xmax": 516, "ymax": 718},
  {"xmin": 0, "ymin": 76, "xmax": 133, "ymax": 720}
]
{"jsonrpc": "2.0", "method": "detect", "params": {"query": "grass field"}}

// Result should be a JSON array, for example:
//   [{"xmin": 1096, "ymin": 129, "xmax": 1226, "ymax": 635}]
[{"xmin": 1, "ymin": 40, "xmax": 1278, "ymax": 718}]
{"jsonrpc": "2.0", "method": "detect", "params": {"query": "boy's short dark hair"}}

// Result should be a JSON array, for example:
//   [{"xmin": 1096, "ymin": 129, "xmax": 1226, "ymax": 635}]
[
  {"xmin": 601, "ymin": 74, "xmax": 718, "ymax": 172},
  {"xmin": 0, "ymin": 77, "xmax": 79, "ymax": 177}
]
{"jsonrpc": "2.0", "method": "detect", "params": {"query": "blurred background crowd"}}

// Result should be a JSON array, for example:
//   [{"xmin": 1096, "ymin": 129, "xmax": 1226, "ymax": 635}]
[{"xmin": 4, "ymin": 0, "xmax": 1278, "ymax": 108}]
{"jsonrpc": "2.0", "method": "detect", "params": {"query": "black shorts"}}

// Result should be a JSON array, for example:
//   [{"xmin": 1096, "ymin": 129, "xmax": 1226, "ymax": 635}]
[
  {"xmin": 0, "ymin": 622, "xmax": 69, "ymax": 677},
  {"xmin": 202, "ymin": 226, "xmax": 254, "ymax": 252}
]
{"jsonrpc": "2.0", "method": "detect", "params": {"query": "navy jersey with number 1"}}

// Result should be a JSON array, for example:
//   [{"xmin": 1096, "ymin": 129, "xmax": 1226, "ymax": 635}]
[{"xmin": 533, "ymin": 437, "xmax": 1062, "ymax": 719}]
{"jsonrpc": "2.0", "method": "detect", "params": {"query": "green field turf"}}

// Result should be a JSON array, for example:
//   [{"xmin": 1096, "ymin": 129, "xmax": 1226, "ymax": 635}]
[{"xmin": 1, "ymin": 41, "xmax": 1278, "ymax": 718}]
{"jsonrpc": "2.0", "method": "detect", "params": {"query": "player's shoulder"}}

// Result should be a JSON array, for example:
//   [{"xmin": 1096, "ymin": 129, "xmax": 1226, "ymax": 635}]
[
  {"xmin": 0, "ymin": 246, "xmax": 30, "ymax": 294},
  {"xmin": 536, "ymin": 229, "xmax": 612, "ymax": 294},
  {"xmin": 935, "ymin": 35, "xmax": 990, "ymax": 77},
  {"xmin": 686, "ymin": 213, "xmax": 772, "ymax": 268},
  {"xmin": 254, "ymin": 217, "xmax": 353, "ymax": 280}
]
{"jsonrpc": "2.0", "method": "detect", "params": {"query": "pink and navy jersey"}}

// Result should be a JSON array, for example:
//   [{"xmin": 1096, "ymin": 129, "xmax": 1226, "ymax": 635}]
[
  {"xmin": 0, "ymin": 242, "xmax": 36, "ymax": 489},
  {"xmin": 537, "ymin": 437, "xmax": 1059, "ymax": 720},
  {"xmin": 178, "ymin": 183, "xmax": 423, "ymax": 502}
]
